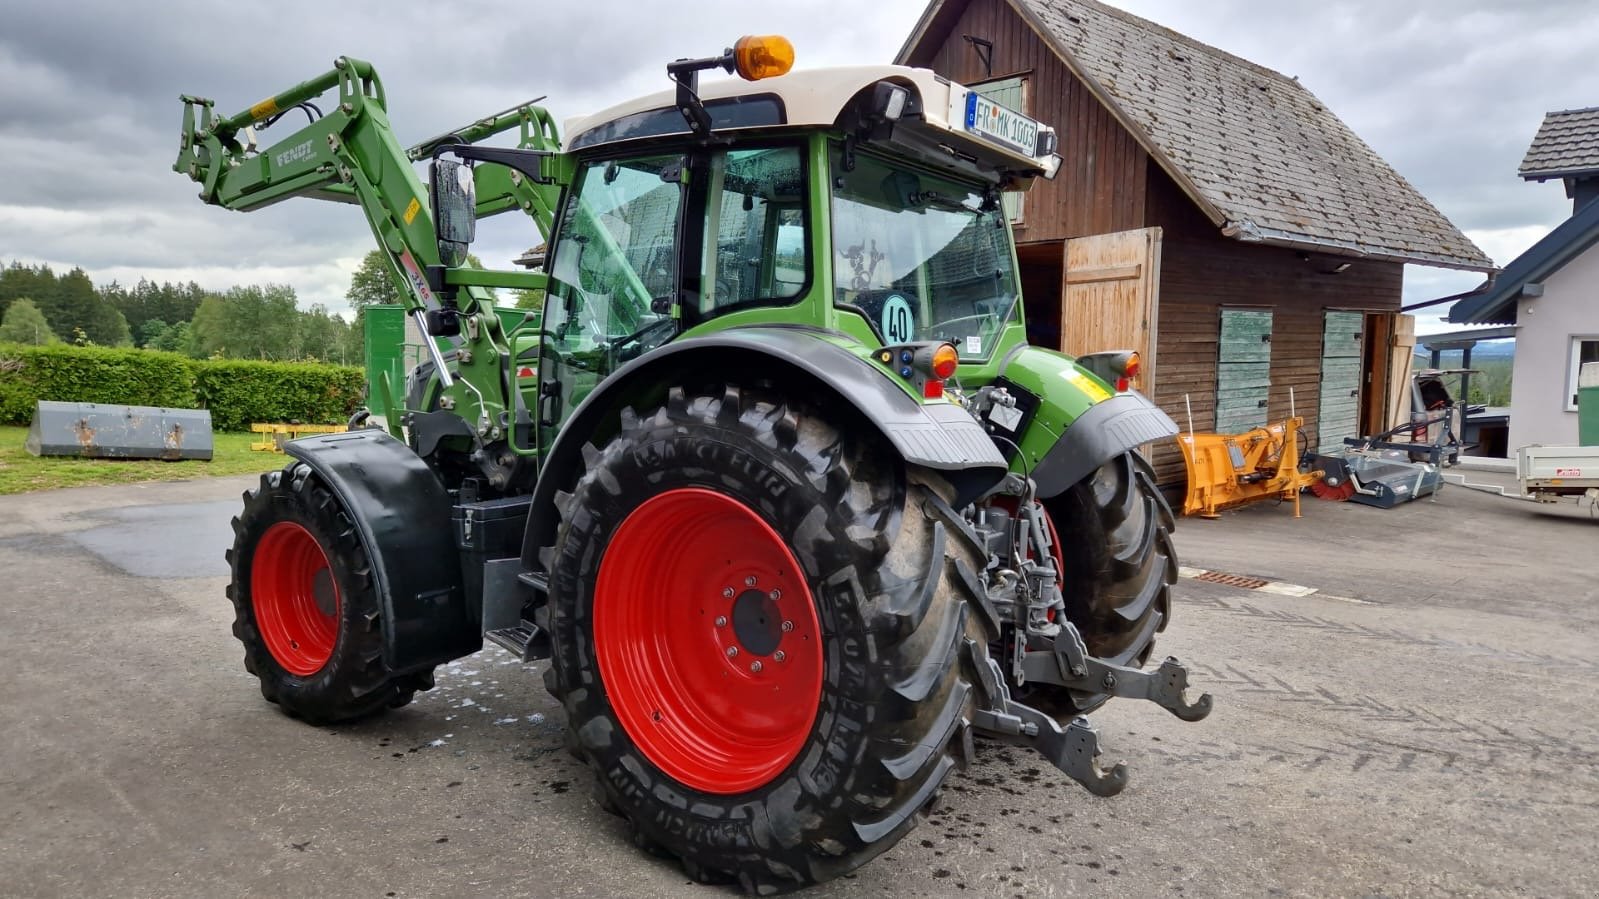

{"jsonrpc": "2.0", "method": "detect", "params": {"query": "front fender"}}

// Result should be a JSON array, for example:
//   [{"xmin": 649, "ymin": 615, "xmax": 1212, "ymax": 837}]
[
  {"xmin": 996, "ymin": 345, "xmax": 1177, "ymax": 498},
  {"xmin": 285, "ymin": 430, "xmax": 478, "ymax": 673}
]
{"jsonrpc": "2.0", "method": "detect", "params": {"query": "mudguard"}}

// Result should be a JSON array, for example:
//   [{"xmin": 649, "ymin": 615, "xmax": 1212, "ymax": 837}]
[
  {"xmin": 996, "ymin": 345, "xmax": 1179, "ymax": 499},
  {"xmin": 521, "ymin": 326, "xmax": 1010, "ymax": 571},
  {"xmin": 1031, "ymin": 393, "xmax": 1179, "ymax": 498},
  {"xmin": 285, "ymin": 430, "xmax": 479, "ymax": 673}
]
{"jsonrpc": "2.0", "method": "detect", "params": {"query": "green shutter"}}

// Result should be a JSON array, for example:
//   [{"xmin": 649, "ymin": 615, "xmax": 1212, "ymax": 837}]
[
  {"xmin": 1216, "ymin": 308, "xmax": 1272, "ymax": 433},
  {"xmin": 1317, "ymin": 311, "xmax": 1363, "ymax": 451}
]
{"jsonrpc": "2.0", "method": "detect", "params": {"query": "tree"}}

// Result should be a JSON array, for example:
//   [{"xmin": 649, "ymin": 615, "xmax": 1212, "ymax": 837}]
[
  {"xmin": 0, "ymin": 298, "xmax": 56, "ymax": 345},
  {"xmin": 188, "ymin": 285, "xmax": 303, "ymax": 360},
  {"xmin": 346, "ymin": 250, "xmax": 405, "ymax": 312},
  {"xmin": 138, "ymin": 318, "xmax": 171, "ymax": 349}
]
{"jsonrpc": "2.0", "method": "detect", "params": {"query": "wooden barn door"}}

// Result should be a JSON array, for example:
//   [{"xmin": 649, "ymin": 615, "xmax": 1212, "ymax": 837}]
[
  {"xmin": 1215, "ymin": 308, "xmax": 1273, "ymax": 433},
  {"xmin": 1060, "ymin": 228, "xmax": 1162, "ymax": 393},
  {"xmin": 1318, "ymin": 311, "xmax": 1364, "ymax": 450}
]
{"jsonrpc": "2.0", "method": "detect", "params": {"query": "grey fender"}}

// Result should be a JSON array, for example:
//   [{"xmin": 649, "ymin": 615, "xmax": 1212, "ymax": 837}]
[
  {"xmin": 1029, "ymin": 392, "xmax": 1179, "ymax": 499},
  {"xmin": 521, "ymin": 326, "xmax": 1009, "ymax": 571},
  {"xmin": 285, "ymin": 430, "xmax": 479, "ymax": 673}
]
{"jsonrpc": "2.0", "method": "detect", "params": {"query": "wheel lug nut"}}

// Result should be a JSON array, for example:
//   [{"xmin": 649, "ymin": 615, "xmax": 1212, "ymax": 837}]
[
  {"xmin": 726, "ymin": 646, "xmax": 739, "ymax": 658},
  {"xmin": 769, "ymin": 589, "xmax": 781, "ymax": 601},
  {"xmin": 722, "ymin": 587, "xmax": 735, "ymax": 599},
  {"xmin": 773, "ymin": 651, "xmax": 785, "ymax": 663},
  {"xmin": 745, "ymin": 575, "xmax": 758, "ymax": 587},
  {"xmin": 714, "ymin": 616, "xmax": 728, "ymax": 628},
  {"xmin": 781, "ymin": 620, "xmax": 794, "ymax": 632},
  {"xmin": 750, "ymin": 661, "xmax": 763, "ymax": 673}
]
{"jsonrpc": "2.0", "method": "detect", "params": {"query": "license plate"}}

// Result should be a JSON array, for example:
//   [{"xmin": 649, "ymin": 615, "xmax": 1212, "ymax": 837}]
[{"xmin": 960, "ymin": 91, "xmax": 1041, "ymax": 157}]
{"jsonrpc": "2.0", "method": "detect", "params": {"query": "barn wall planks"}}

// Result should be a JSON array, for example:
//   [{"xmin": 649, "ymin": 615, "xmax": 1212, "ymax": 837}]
[
  {"xmin": 905, "ymin": 0, "xmax": 1149, "ymax": 243},
  {"xmin": 907, "ymin": 2, "xmax": 1407, "ymax": 491},
  {"xmin": 1144, "ymin": 167, "xmax": 1404, "ymax": 486}
]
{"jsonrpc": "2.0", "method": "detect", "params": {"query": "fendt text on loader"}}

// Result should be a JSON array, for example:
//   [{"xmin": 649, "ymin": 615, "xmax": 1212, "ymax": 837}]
[{"xmin": 174, "ymin": 36, "xmax": 1211, "ymax": 892}]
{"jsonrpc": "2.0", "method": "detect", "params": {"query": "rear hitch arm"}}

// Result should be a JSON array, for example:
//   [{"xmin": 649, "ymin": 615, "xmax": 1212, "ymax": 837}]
[
  {"xmin": 966, "ymin": 639, "xmax": 1129, "ymax": 796},
  {"xmin": 1022, "ymin": 625, "xmax": 1214, "ymax": 722}
]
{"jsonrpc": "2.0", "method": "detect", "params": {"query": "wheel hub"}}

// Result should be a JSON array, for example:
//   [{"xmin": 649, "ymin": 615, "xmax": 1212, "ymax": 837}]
[
  {"xmin": 730, "ymin": 588, "xmax": 783, "ymax": 656},
  {"xmin": 593, "ymin": 488, "xmax": 823, "ymax": 795}
]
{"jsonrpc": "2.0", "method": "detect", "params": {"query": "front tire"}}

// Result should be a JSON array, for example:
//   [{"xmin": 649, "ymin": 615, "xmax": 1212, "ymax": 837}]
[
  {"xmin": 545, "ymin": 385, "xmax": 995, "ymax": 893},
  {"xmin": 226, "ymin": 462, "xmax": 430, "ymax": 724},
  {"xmin": 1037, "ymin": 452, "xmax": 1178, "ymax": 715}
]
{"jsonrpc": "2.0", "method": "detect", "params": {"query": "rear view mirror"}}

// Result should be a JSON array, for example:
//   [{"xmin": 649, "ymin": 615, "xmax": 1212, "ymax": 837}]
[{"xmin": 431, "ymin": 158, "xmax": 476, "ymax": 265}]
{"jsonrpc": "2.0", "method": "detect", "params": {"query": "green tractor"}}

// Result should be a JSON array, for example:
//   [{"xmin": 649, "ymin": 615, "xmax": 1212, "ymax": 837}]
[{"xmin": 175, "ymin": 36, "xmax": 1209, "ymax": 892}]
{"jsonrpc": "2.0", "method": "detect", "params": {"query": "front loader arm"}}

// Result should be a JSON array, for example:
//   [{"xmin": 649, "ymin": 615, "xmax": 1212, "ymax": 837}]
[{"xmin": 174, "ymin": 57, "xmax": 572, "ymax": 473}]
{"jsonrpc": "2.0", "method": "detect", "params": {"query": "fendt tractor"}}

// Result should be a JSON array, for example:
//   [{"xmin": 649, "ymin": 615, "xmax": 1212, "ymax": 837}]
[{"xmin": 174, "ymin": 36, "xmax": 1211, "ymax": 892}]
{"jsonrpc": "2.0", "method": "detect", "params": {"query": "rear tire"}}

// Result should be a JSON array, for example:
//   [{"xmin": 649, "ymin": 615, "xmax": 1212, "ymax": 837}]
[
  {"xmin": 1036, "ymin": 452, "xmax": 1177, "ymax": 715},
  {"xmin": 545, "ymin": 385, "xmax": 996, "ymax": 893},
  {"xmin": 226, "ymin": 462, "xmax": 432, "ymax": 725}
]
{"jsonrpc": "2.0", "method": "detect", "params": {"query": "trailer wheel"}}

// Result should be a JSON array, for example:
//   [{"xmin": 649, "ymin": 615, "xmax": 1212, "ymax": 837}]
[
  {"xmin": 1036, "ymin": 452, "xmax": 1177, "ymax": 716},
  {"xmin": 545, "ymin": 385, "xmax": 996, "ymax": 893},
  {"xmin": 226, "ymin": 462, "xmax": 429, "ymax": 724}
]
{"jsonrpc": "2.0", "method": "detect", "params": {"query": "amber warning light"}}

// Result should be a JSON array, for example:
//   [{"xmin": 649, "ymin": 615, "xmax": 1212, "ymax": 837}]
[{"xmin": 734, "ymin": 35, "xmax": 796, "ymax": 80}]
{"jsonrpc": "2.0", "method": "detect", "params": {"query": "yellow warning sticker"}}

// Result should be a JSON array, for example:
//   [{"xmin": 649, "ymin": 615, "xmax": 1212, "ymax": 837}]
[
  {"xmin": 403, "ymin": 197, "xmax": 421, "ymax": 225},
  {"xmin": 1062, "ymin": 368, "xmax": 1113, "ymax": 403},
  {"xmin": 249, "ymin": 98, "xmax": 280, "ymax": 121}
]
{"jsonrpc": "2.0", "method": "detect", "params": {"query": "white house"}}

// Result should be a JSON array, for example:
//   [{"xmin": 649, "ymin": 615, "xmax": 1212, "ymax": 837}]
[{"xmin": 1451, "ymin": 106, "xmax": 1599, "ymax": 449}]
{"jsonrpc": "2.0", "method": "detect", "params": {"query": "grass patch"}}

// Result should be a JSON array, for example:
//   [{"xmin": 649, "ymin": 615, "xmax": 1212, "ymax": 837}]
[{"xmin": 0, "ymin": 425, "xmax": 283, "ymax": 495}]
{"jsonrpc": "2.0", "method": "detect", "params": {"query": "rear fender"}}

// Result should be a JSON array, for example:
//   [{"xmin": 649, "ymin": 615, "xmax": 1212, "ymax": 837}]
[
  {"xmin": 997, "ymin": 345, "xmax": 1178, "ymax": 498},
  {"xmin": 285, "ymin": 430, "xmax": 478, "ymax": 673},
  {"xmin": 521, "ymin": 327, "xmax": 1010, "ymax": 571}
]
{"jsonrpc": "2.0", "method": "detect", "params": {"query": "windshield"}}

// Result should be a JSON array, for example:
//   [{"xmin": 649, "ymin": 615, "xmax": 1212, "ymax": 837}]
[{"xmin": 830, "ymin": 146, "xmax": 1019, "ymax": 359}]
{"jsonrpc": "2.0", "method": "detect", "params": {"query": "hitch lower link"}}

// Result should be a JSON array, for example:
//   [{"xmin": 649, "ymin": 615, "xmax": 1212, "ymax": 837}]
[{"xmin": 968, "ymin": 627, "xmax": 1213, "ymax": 797}]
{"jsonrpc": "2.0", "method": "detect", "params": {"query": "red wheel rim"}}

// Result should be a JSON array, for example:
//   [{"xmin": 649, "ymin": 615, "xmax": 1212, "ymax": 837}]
[
  {"xmin": 252, "ymin": 521, "xmax": 340, "ymax": 677},
  {"xmin": 594, "ymin": 488, "xmax": 823, "ymax": 795}
]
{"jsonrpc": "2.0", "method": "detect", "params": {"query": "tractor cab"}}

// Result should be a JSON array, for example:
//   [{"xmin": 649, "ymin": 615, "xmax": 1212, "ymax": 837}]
[{"xmin": 520, "ymin": 44, "xmax": 1064, "ymax": 433}]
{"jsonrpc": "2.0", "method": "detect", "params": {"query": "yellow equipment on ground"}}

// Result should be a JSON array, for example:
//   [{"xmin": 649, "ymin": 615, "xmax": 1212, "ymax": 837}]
[
  {"xmin": 1177, "ymin": 416, "xmax": 1323, "ymax": 519},
  {"xmin": 249, "ymin": 423, "xmax": 348, "ymax": 453}
]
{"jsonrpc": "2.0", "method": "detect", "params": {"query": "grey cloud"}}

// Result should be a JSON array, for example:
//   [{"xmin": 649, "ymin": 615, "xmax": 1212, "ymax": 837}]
[{"xmin": 1, "ymin": 0, "xmax": 1592, "ymax": 316}]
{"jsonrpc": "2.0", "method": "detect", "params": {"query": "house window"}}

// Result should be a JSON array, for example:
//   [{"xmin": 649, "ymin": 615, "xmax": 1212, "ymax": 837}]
[
  {"xmin": 972, "ymin": 76, "xmax": 1027, "ymax": 226},
  {"xmin": 1568, "ymin": 336, "xmax": 1599, "ymax": 411}
]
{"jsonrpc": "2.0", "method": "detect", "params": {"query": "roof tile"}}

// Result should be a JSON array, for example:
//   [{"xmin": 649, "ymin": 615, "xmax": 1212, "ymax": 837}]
[
  {"xmin": 1016, "ymin": 0, "xmax": 1493, "ymax": 270},
  {"xmin": 1518, "ymin": 107, "xmax": 1599, "ymax": 180}
]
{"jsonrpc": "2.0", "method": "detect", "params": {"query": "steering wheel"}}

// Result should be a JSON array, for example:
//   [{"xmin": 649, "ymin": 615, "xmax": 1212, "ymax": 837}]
[
  {"xmin": 608, "ymin": 316, "xmax": 677, "ymax": 362},
  {"xmin": 928, "ymin": 313, "xmax": 998, "ymax": 344}
]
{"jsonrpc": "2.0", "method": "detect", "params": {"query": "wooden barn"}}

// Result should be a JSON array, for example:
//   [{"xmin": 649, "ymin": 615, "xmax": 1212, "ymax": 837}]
[{"xmin": 897, "ymin": 0, "xmax": 1495, "ymax": 488}]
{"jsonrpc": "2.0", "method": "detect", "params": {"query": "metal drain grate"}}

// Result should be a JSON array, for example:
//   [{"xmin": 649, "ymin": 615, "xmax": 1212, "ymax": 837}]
[{"xmin": 1193, "ymin": 571, "xmax": 1270, "ymax": 589}]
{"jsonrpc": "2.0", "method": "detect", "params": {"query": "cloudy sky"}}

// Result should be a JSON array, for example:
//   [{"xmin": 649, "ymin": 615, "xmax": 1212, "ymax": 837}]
[{"xmin": 3, "ymin": 0, "xmax": 1596, "ymax": 333}]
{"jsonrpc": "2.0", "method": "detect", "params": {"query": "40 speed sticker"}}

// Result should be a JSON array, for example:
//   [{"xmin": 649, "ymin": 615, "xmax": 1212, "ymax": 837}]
[{"xmin": 880, "ymin": 294, "xmax": 914, "ymax": 343}]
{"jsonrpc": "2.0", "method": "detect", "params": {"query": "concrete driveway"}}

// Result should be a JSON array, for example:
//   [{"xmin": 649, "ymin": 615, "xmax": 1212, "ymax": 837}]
[{"xmin": 2, "ymin": 472, "xmax": 1595, "ymax": 897}]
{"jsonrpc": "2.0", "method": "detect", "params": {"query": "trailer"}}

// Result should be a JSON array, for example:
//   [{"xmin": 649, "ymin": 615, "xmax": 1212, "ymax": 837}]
[{"xmin": 1518, "ymin": 445, "xmax": 1599, "ymax": 504}]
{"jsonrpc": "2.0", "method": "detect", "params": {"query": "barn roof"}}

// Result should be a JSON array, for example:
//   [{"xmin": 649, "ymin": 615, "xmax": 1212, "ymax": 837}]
[
  {"xmin": 898, "ymin": 0, "xmax": 1495, "ymax": 272},
  {"xmin": 1519, "ymin": 106, "xmax": 1599, "ymax": 181}
]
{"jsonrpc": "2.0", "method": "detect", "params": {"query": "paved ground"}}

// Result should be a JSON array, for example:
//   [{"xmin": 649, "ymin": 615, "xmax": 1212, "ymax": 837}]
[{"xmin": 3, "ymin": 471, "xmax": 1596, "ymax": 897}]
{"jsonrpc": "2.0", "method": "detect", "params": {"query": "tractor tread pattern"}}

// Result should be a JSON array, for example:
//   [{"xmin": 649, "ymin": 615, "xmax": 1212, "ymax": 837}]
[
  {"xmin": 541, "ymin": 384, "xmax": 994, "ymax": 894},
  {"xmin": 225, "ymin": 462, "xmax": 430, "ymax": 725},
  {"xmin": 1036, "ymin": 452, "xmax": 1177, "ymax": 716}
]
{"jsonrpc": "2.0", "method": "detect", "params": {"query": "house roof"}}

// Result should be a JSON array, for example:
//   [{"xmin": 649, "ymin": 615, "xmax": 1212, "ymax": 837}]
[
  {"xmin": 1447, "ymin": 194, "xmax": 1599, "ymax": 325},
  {"xmin": 897, "ymin": 0, "xmax": 1495, "ymax": 272},
  {"xmin": 1519, "ymin": 107, "xmax": 1599, "ymax": 181}
]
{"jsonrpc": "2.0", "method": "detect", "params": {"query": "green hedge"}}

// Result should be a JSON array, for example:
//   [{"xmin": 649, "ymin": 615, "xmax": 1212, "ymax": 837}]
[
  {"xmin": 192, "ymin": 359, "xmax": 365, "ymax": 431},
  {"xmin": 0, "ymin": 343, "xmax": 364, "ymax": 431}
]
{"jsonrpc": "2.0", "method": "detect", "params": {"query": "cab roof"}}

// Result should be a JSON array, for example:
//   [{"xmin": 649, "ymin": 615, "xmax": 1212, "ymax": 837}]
[{"xmin": 563, "ymin": 65, "xmax": 1058, "ymax": 182}]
